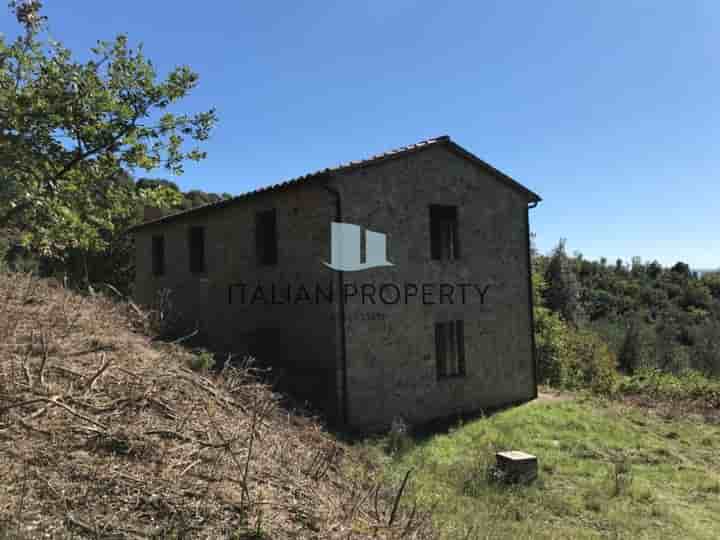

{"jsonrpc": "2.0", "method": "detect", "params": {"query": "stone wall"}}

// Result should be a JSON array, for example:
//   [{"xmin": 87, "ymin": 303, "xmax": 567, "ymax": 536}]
[
  {"xmin": 134, "ymin": 144, "xmax": 537, "ymax": 430},
  {"xmin": 134, "ymin": 183, "xmax": 342, "ymax": 419},
  {"xmin": 329, "ymin": 144, "xmax": 536, "ymax": 429}
]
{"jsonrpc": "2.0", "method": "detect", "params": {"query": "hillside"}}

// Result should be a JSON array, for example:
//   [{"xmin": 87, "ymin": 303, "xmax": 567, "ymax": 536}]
[
  {"xmin": 375, "ymin": 395, "xmax": 720, "ymax": 539},
  {"xmin": 535, "ymin": 245, "xmax": 720, "ymax": 378},
  {"xmin": 0, "ymin": 273, "xmax": 432, "ymax": 539}
]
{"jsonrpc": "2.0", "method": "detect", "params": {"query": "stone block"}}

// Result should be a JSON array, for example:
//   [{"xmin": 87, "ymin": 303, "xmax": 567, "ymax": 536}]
[{"xmin": 496, "ymin": 450, "xmax": 538, "ymax": 483}]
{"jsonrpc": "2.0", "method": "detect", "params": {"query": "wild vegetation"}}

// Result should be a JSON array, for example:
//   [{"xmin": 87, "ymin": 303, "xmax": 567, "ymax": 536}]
[
  {"xmin": 0, "ymin": 1, "xmax": 227, "ymax": 290},
  {"xmin": 373, "ymin": 397, "xmax": 720, "ymax": 539},
  {"xmin": 533, "ymin": 239, "xmax": 720, "ymax": 407},
  {"xmin": 0, "ymin": 272, "xmax": 433, "ymax": 539}
]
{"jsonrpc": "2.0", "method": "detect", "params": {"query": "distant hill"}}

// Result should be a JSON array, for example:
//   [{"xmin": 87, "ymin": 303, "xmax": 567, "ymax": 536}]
[{"xmin": 136, "ymin": 177, "xmax": 234, "ymax": 212}]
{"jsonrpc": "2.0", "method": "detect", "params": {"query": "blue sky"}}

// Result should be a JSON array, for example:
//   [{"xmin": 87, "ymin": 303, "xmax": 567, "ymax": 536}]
[{"xmin": 3, "ymin": 1, "xmax": 718, "ymax": 268}]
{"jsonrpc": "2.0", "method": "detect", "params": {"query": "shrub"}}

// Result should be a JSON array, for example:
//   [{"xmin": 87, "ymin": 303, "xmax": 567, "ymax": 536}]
[
  {"xmin": 618, "ymin": 368, "xmax": 720, "ymax": 407},
  {"xmin": 586, "ymin": 289, "xmax": 618, "ymax": 320},
  {"xmin": 618, "ymin": 321, "xmax": 643, "ymax": 374},
  {"xmin": 640, "ymin": 286, "xmax": 667, "ymax": 309},
  {"xmin": 386, "ymin": 416, "xmax": 413, "ymax": 457},
  {"xmin": 534, "ymin": 305, "xmax": 569, "ymax": 386},
  {"xmin": 535, "ymin": 306, "xmax": 618, "ymax": 393},
  {"xmin": 188, "ymin": 350, "xmax": 216, "ymax": 372},
  {"xmin": 565, "ymin": 329, "xmax": 619, "ymax": 394},
  {"xmin": 701, "ymin": 272, "xmax": 720, "ymax": 299},
  {"xmin": 692, "ymin": 323, "xmax": 720, "ymax": 376},
  {"xmin": 680, "ymin": 283, "xmax": 713, "ymax": 311},
  {"xmin": 544, "ymin": 240, "xmax": 582, "ymax": 324}
]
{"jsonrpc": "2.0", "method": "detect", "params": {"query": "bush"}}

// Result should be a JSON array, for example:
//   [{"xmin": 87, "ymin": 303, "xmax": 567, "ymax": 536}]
[
  {"xmin": 618, "ymin": 321, "xmax": 643, "ymax": 374},
  {"xmin": 564, "ymin": 329, "xmax": 619, "ymax": 394},
  {"xmin": 386, "ymin": 416, "xmax": 413, "ymax": 457},
  {"xmin": 618, "ymin": 368, "xmax": 720, "ymax": 407},
  {"xmin": 535, "ymin": 304, "xmax": 618, "ymax": 393},
  {"xmin": 534, "ymin": 305, "xmax": 568, "ymax": 386},
  {"xmin": 701, "ymin": 273, "xmax": 720, "ymax": 299},
  {"xmin": 188, "ymin": 350, "xmax": 216, "ymax": 372},
  {"xmin": 680, "ymin": 283, "xmax": 713, "ymax": 311}
]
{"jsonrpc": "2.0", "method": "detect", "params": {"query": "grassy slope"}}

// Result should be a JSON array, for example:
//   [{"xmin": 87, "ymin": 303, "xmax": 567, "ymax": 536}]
[{"xmin": 374, "ymin": 396, "xmax": 720, "ymax": 539}]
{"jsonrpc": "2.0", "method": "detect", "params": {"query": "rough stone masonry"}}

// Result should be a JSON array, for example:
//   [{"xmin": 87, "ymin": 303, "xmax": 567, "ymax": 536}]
[{"xmin": 131, "ymin": 136, "xmax": 541, "ymax": 430}]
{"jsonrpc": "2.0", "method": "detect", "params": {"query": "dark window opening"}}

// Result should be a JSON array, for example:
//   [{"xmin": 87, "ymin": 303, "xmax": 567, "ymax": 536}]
[
  {"xmin": 430, "ymin": 205, "xmax": 459, "ymax": 260},
  {"xmin": 188, "ymin": 226, "xmax": 206, "ymax": 274},
  {"xmin": 152, "ymin": 235, "xmax": 165, "ymax": 276},
  {"xmin": 256, "ymin": 209, "xmax": 278, "ymax": 265},
  {"xmin": 435, "ymin": 320, "xmax": 465, "ymax": 379}
]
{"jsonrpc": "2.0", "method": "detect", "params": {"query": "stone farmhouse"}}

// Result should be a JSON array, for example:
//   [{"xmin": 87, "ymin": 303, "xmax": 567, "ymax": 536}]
[{"xmin": 131, "ymin": 136, "xmax": 542, "ymax": 430}]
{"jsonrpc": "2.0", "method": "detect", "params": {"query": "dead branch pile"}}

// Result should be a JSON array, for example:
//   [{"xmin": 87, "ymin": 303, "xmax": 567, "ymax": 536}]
[{"xmin": 0, "ymin": 273, "xmax": 433, "ymax": 539}]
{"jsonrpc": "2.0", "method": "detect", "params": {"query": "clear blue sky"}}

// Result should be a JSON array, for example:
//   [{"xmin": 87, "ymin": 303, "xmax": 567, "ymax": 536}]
[{"xmin": 3, "ymin": 1, "xmax": 718, "ymax": 268}]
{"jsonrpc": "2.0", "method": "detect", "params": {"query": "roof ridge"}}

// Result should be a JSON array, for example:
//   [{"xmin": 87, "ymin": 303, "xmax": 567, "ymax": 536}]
[{"xmin": 130, "ymin": 135, "xmax": 539, "ymax": 232}]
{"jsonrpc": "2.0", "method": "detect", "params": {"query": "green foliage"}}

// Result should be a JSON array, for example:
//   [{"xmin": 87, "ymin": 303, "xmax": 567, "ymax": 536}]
[
  {"xmin": 563, "ymin": 329, "xmax": 618, "ymax": 394},
  {"xmin": 534, "ymin": 242, "xmax": 720, "ymax": 382},
  {"xmin": 671, "ymin": 262, "xmax": 692, "ymax": 279},
  {"xmin": 188, "ymin": 350, "xmax": 216, "ymax": 372},
  {"xmin": 647, "ymin": 260, "xmax": 663, "ymax": 279},
  {"xmin": 0, "ymin": 229, "xmax": 38, "ymax": 274},
  {"xmin": 533, "ymin": 301, "xmax": 567, "ymax": 385},
  {"xmin": 693, "ymin": 321, "xmax": 720, "ymax": 376},
  {"xmin": 386, "ymin": 416, "xmax": 414, "ymax": 457},
  {"xmin": 611, "ymin": 455, "xmax": 633, "ymax": 497},
  {"xmin": 378, "ymin": 399, "xmax": 720, "ymax": 539},
  {"xmin": 180, "ymin": 189, "xmax": 232, "ymax": 210},
  {"xmin": 586, "ymin": 288, "xmax": 618, "ymax": 320},
  {"xmin": 618, "ymin": 368, "xmax": 720, "ymax": 407},
  {"xmin": 618, "ymin": 320, "xmax": 643, "ymax": 374},
  {"xmin": 543, "ymin": 239, "xmax": 582, "ymax": 325},
  {"xmin": 0, "ymin": 2, "xmax": 216, "ymax": 274},
  {"xmin": 135, "ymin": 179, "xmax": 233, "ymax": 214},
  {"xmin": 135, "ymin": 177, "xmax": 181, "ymax": 193},
  {"xmin": 680, "ymin": 283, "xmax": 713, "ymax": 310},
  {"xmin": 534, "ymin": 270, "xmax": 619, "ymax": 393},
  {"xmin": 701, "ymin": 272, "xmax": 720, "ymax": 299}
]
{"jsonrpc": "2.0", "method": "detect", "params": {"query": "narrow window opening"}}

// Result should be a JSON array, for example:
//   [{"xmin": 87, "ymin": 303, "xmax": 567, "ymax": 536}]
[
  {"xmin": 152, "ymin": 235, "xmax": 165, "ymax": 276},
  {"xmin": 256, "ymin": 209, "xmax": 278, "ymax": 265},
  {"xmin": 430, "ymin": 205, "xmax": 460, "ymax": 260},
  {"xmin": 188, "ymin": 226, "xmax": 205, "ymax": 274},
  {"xmin": 435, "ymin": 320, "xmax": 466, "ymax": 378}
]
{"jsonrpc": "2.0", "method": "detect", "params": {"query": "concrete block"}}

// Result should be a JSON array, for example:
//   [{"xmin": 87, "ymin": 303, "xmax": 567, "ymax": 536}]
[{"xmin": 496, "ymin": 450, "xmax": 538, "ymax": 483}]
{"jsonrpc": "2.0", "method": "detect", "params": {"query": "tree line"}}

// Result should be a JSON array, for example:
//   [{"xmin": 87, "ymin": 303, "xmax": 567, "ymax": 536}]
[{"xmin": 534, "ymin": 239, "xmax": 720, "ymax": 388}]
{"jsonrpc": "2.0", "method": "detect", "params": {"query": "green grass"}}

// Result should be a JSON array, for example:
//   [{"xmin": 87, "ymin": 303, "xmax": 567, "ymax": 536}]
[
  {"xmin": 619, "ymin": 368, "xmax": 720, "ymax": 408},
  {"xmin": 368, "ymin": 397, "xmax": 720, "ymax": 539}
]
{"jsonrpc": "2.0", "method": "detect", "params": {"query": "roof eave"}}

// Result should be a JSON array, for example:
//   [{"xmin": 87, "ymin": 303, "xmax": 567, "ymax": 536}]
[
  {"xmin": 442, "ymin": 140, "xmax": 542, "ymax": 203},
  {"xmin": 128, "ymin": 135, "xmax": 542, "ymax": 232}
]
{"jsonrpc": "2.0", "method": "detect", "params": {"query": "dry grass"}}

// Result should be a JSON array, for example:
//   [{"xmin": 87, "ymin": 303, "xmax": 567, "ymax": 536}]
[{"xmin": 0, "ymin": 273, "xmax": 433, "ymax": 539}]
